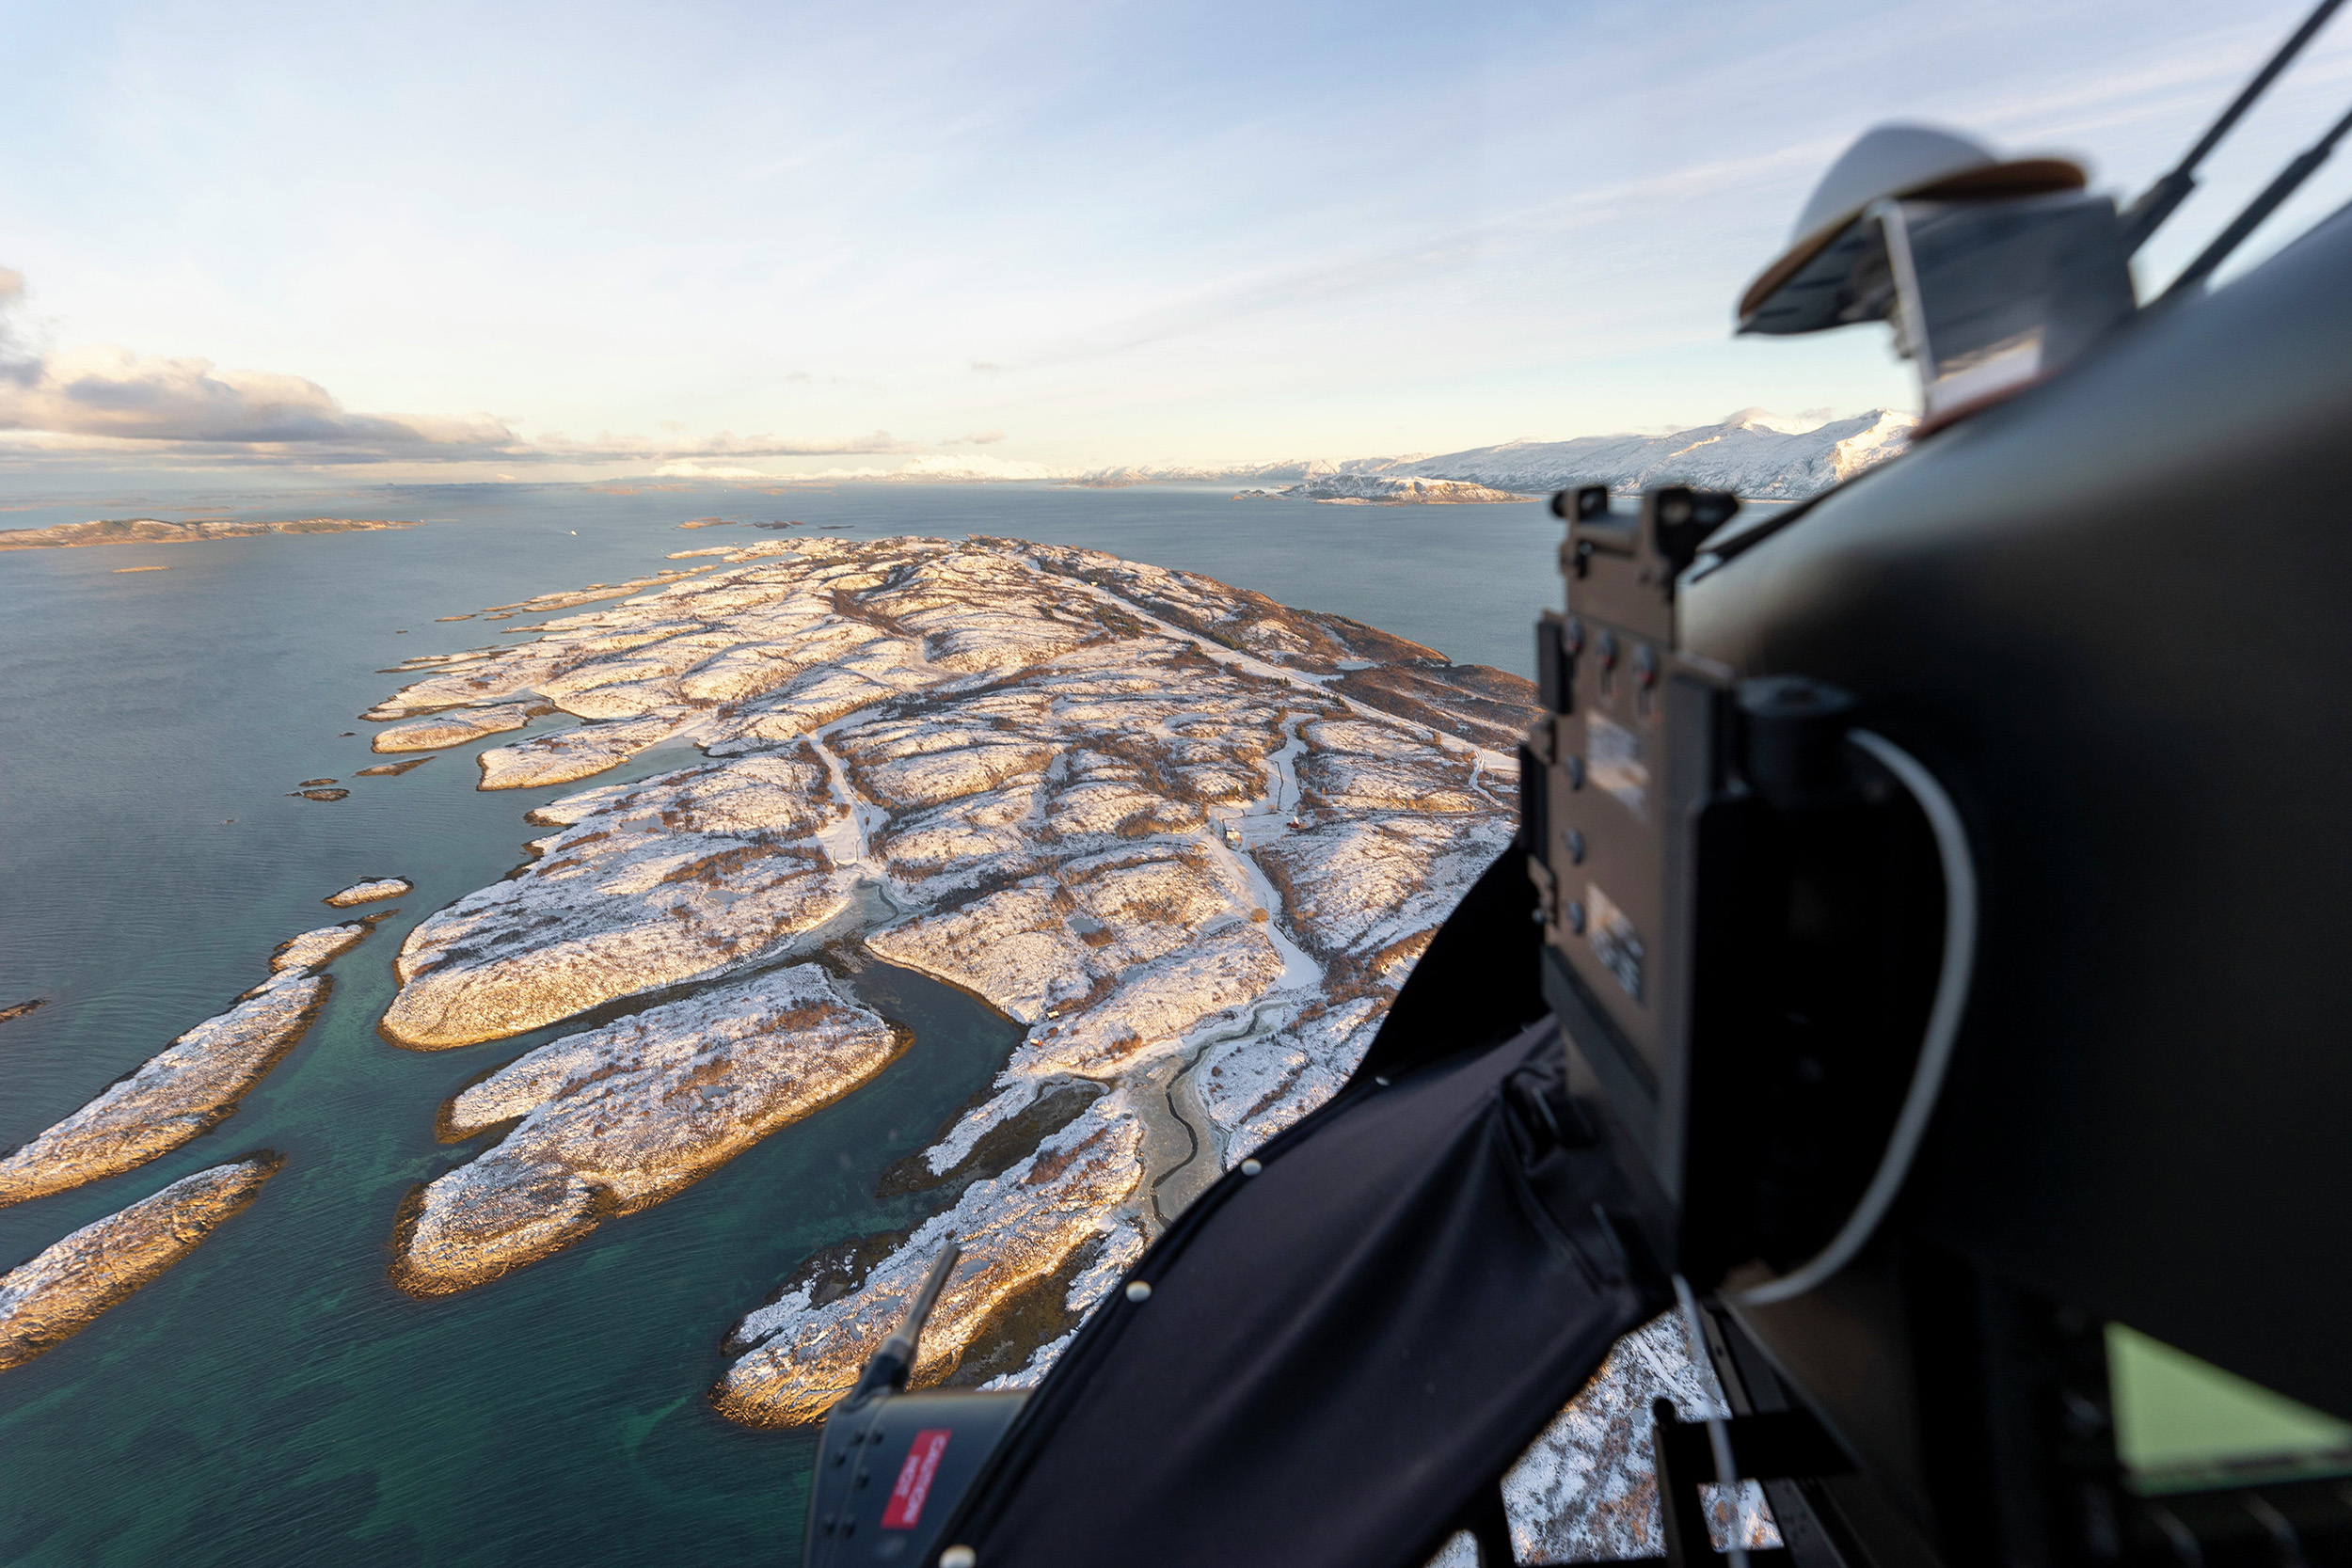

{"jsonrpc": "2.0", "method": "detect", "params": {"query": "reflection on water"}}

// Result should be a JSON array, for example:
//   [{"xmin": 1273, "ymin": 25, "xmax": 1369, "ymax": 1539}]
[{"xmin": 0, "ymin": 480, "xmax": 1615, "ymax": 1564}]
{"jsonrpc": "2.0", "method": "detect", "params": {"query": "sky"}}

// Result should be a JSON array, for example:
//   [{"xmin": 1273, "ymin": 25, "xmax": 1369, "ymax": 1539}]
[{"xmin": 5, "ymin": 0, "xmax": 2352, "ymax": 483}]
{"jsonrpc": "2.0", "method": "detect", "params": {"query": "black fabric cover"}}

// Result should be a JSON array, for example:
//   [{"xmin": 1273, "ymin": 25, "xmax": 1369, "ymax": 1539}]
[{"xmin": 939, "ymin": 851, "xmax": 1660, "ymax": 1567}]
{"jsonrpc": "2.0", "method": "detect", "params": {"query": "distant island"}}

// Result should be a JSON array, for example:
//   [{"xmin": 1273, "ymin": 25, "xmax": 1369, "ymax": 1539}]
[{"xmin": 0, "ymin": 517, "xmax": 418, "ymax": 552}]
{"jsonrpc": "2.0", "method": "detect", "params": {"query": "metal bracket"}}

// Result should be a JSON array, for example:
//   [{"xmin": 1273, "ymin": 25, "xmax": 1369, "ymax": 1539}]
[{"xmin": 1650, "ymin": 1400, "xmax": 1857, "ymax": 1565}]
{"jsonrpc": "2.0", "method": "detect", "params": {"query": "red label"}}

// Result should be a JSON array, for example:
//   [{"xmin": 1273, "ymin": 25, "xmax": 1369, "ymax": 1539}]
[{"xmin": 880, "ymin": 1428, "xmax": 952, "ymax": 1530}]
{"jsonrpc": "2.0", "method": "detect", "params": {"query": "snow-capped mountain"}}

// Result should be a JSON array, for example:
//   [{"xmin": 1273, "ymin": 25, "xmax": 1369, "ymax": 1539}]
[
  {"xmin": 1240, "ymin": 474, "xmax": 1531, "ymax": 505},
  {"xmin": 1375, "ymin": 409, "xmax": 1915, "ymax": 499},
  {"xmin": 654, "ymin": 409, "xmax": 1915, "ymax": 500},
  {"xmin": 1135, "ymin": 409, "xmax": 1914, "ymax": 499}
]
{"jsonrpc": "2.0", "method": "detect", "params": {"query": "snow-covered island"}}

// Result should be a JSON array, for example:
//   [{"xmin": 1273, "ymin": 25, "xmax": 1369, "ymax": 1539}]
[
  {"xmin": 0, "ymin": 969, "xmax": 327, "ymax": 1208},
  {"xmin": 0, "ymin": 517, "xmax": 418, "ymax": 552},
  {"xmin": 0, "ymin": 1156, "xmax": 282, "ymax": 1372},
  {"xmin": 323, "ymin": 529, "xmax": 1773, "ymax": 1550},
  {"xmin": 325, "ymin": 877, "xmax": 411, "ymax": 907},
  {"xmin": 0, "ymin": 896, "xmax": 403, "ymax": 1209},
  {"xmin": 393, "ymin": 965, "xmax": 905, "ymax": 1294},
  {"xmin": 354, "ymin": 535, "xmax": 1529, "ymax": 1413}
]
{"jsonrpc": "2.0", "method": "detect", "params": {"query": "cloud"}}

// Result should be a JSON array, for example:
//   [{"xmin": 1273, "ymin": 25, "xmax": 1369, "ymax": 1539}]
[
  {"xmin": 0, "ymin": 268, "xmax": 928, "ymax": 468},
  {"xmin": 0, "ymin": 269, "xmax": 40, "ymax": 388},
  {"xmin": 544, "ymin": 429, "xmax": 924, "ymax": 460},
  {"xmin": 942, "ymin": 429, "xmax": 1007, "ymax": 445},
  {"xmin": 0, "ymin": 341, "xmax": 519, "ymax": 454},
  {"xmin": 785, "ymin": 371, "xmax": 812, "ymax": 384},
  {"xmin": 0, "ymin": 345, "xmax": 519, "ymax": 455},
  {"xmin": 969, "ymin": 360, "xmax": 1005, "ymax": 374},
  {"xmin": 652, "ymin": 460, "xmax": 773, "ymax": 479}
]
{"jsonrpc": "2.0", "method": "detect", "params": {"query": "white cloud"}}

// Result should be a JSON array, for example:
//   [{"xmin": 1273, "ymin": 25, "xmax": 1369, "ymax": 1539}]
[
  {"xmin": 0, "ymin": 267, "xmax": 927, "ymax": 469},
  {"xmin": 0, "ymin": 341, "xmax": 519, "ymax": 452},
  {"xmin": 943, "ymin": 428, "xmax": 1007, "ymax": 444},
  {"xmin": 652, "ymin": 460, "xmax": 774, "ymax": 479},
  {"xmin": 888, "ymin": 453, "xmax": 1077, "ymax": 480},
  {"xmin": 0, "ymin": 268, "xmax": 40, "ymax": 388}
]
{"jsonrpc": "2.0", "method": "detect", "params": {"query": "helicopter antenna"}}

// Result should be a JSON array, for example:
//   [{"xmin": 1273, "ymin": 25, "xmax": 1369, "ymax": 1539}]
[
  {"xmin": 844, "ymin": 1238, "xmax": 961, "ymax": 1405},
  {"xmin": 2119, "ymin": 0, "xmax": 2345, "ymax": 252},
  {"xmin": 2160, "ymin": 96, "xmax": 2352, "ymax": 298}
]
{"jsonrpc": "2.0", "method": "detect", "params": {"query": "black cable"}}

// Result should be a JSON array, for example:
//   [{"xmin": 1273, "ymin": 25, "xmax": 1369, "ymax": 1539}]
[
  {"xmin": 2121, "ymin": 0, "xmax": 2346, "ymax": 252},
  {"xmin": 2162, "ymin": 96, "xmax": 2352, "ymax": 299}
]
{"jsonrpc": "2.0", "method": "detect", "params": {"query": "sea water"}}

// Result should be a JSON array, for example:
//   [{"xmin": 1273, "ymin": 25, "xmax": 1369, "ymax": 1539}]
[{"xmin": 0, "ymin": 480, "xmax": 1611, "ymax": 1565}]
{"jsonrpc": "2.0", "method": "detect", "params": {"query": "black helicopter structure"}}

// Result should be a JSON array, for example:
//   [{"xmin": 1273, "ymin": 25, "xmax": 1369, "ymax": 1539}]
[{"xmin": 796, "ymin": 6, "xmax": 2352, "ymax": 1563}]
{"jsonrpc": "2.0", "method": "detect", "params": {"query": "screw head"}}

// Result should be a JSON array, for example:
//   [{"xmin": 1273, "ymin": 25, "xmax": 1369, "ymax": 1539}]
[
  {"xmin": 1597, "ymin": 630, "xmax": 1619, "ymax": 670},
  {"xmin": 1566, "ymin": 901, "xmax": 1588, "ymax": 936},
  {"xmin": 1562, "ymin": 617, "xmax": 1585, "ymax": 656},
  {"xmin": 942, "ymin": 1549, "xmax": 979, "ymax": 1568},
  {"xmin": 1565, "ymin": 755, "xmax": 1585, "ymax": 789},
  {"xmin": 1565, "ymin": 828, "xmax": 1586, "ymax": 864},
  {"xmin": 1125, "ymin": 1281, "xmax": 1152, "ymax": 1303},
  {"xmin": 1240, "ymin": 1158, "xmax": 1263, "ymax": 1176}
]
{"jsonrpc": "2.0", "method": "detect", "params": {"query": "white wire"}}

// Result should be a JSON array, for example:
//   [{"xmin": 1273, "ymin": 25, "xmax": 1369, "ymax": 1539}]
[
  {"xmin": 1730, "ymin": 729, "xmax": 1979, "ymax": 1308},
  {"xmin": 1673, "ymin": 1271, "xmax": 1753, "ymax": 1568}
]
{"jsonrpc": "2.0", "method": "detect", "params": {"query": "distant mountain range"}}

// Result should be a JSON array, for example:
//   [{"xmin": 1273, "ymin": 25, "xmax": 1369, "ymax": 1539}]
[
  {"xmin": 775, "ymin": 409, "xmax": 1917, "ymax": 501},
  {"xmin": 1354, "ymin": 408, "xmax": 1917, "ymax": 500},
  {"xmin": 1235, "ymin": 474, "xmax": 1533, "ymax": 505}
]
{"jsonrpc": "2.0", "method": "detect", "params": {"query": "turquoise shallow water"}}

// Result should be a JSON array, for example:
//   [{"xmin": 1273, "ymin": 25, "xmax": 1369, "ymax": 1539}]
[{"xmin": 0, "ymin": 480, "xmax": 1593, "ymax": 1565}]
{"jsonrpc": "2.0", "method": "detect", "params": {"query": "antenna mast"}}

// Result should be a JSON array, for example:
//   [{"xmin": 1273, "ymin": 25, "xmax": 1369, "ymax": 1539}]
[{"xmin": 2119, "ymin": 0, "xmax": 2345, "ymax": 252}]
